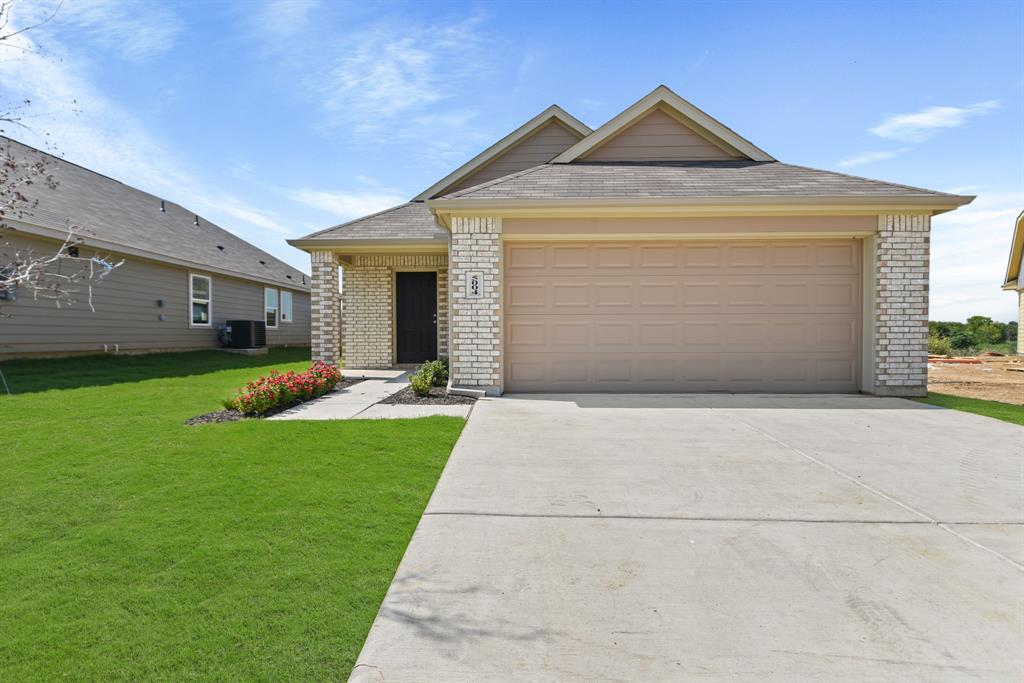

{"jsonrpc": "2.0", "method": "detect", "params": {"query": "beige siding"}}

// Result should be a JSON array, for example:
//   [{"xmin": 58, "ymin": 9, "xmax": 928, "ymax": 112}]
[
  {"xmin": 448, "ymin": 120, "xmax": 583, "ymax": 193},
  {"xmin": 0, "ymin": 233, "xmax": 309, "ymax": 357},
  {"xmin": 582, "ymin": 108, "xmax": 739, "ymax": 162},
  {"xmin": 504, "ymin": 239, "xmax": 862, "ymax": 393},
  {"xmin": 503, "ymin": 215, "xmax": 877, "ymax": 237}
]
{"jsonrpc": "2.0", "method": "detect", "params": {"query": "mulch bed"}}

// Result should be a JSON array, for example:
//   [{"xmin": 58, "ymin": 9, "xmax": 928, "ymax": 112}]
[
  {"xmin": 185, "ymin": 377, "xmax": 367, "ymax": 425},
  {"xmin": 380, "ymin": 385, "xmax": 477, "ymax": 405}
]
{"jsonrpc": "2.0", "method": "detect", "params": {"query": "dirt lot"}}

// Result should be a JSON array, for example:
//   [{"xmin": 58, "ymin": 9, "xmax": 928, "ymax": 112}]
[{"xmin": 928, "ymin": 355, "xmax": 1024, "ymax": 405}]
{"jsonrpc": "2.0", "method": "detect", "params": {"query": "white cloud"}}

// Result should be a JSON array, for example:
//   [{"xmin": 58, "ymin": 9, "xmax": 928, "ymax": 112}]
[
  {"xmin": 259, "ymin": 0, "xmax": 320, "ymax": 37},
  {"xmin": 0, "ymin": 7, "xmax": 298, "ymax": 252},
  {"xmin": 689, "ymin": 49, "xmax": 710, "ymax": 73},
  {"xmin": 291, "ymin": 188, "xmax": 406, "ymax": 221},
  {"xmin": 54, "ymin": 0, "xmax": 184, "ymax": 61},
  {"xmin": 315, "ymin": 16, "xmax": 491, "ymax": 139},
  {"xmin": 869, "ymin": 101, "xmax": 999, "ymax": 143},
  {"xmin": 930, "ymin": 191, "xmax": 1022, "ymax": 323},
  {"xmin": 837, "ymin": 148, "xmax": 908, "ymax": 168}
]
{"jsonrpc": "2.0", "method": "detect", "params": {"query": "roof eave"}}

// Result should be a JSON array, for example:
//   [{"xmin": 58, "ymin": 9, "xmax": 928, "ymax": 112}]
[
  {"xmin": 1002, "ymin": 210, "xmax": 1024, "ymax": 287},
  {"xmin": 287, "ymin": 237, "xmax": 449, "ymax": 253},
  {"xmin": 428, "ymin": 194, "xmax": 974, "ymax": 217},
  {"xmin": 10, "ymin": 219, "xmax": 311, "ymax": 291}
]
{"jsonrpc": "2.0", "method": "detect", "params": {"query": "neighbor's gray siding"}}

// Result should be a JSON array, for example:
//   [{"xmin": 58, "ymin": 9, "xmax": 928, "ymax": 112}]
[{"xmin": 0, "ymin": 233, "xmax": 310, "ymax": 357}]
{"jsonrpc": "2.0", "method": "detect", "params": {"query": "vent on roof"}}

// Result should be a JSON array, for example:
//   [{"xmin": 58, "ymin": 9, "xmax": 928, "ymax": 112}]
[
  {"xmin": 159, "ymin": 200, "xmax": 166, "ymax": 212},
  {"xmin": 259, "ymin": 260, "xmax": 266, "ymax": 266},
  {"xmin": 193, "ymin": 215, "xmax": 199, "ymax": 226},
  {"xmin": 216, "ymin": 245, "xmax": 224, "ymax": 251},
  {"xmin": 286, "ymin": 274, "xmax": 292, "ymax": 279},
  {"xmin": 302, "ymin": 275, "xmax": 306, "ymax": 285}
]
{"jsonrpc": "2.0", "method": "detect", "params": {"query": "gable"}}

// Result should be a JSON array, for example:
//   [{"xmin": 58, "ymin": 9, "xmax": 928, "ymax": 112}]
[
  {"xmin": 414, "ymin": 105, "xmax": 591, "ymax": 200},
  {"xmin": 553, "ymin": 85, "xmax": 773, "ymax": 164},
  {"xmin": 582, "ymin": 108, "xmax": 740, "ymax": 162},
  {"xmin": 448, "ymin": 120, "xmax": 584, "ymax": 192}
]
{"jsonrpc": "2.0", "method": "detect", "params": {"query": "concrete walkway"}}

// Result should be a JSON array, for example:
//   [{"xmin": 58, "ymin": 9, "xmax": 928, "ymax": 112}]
[
  {"xmin": 351, "ymin": 394, "xmax": 1024, "ymax": 682},
  {"xmin": 268, "ymin": 370, "xmax": 409, "ymax": 420},
  {"xmin": 269, "ymin": 369, "xmax": 473, "ymax": 420}
]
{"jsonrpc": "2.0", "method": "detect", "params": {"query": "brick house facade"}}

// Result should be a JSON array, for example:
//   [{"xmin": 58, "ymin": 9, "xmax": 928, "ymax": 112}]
[{"xmin": 290, "ymin": 87, "xmax": 971, "ymax": 396}]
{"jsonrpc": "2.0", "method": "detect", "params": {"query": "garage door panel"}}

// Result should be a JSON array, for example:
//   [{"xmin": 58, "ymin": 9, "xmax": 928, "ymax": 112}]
[{"xmin": 504, "ymin": 240, "xmax": 861, "ymax": 392}]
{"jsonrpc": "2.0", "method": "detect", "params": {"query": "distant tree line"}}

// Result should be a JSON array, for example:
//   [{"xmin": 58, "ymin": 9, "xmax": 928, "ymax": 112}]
[{"xmin": 928, "ymin": 316, "xmax": 1018, "ymax": 355}]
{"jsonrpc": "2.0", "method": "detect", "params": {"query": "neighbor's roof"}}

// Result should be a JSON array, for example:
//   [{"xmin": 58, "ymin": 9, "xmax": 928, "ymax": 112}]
[
  {"xmin": 288, "ymin": 202, "xmax": 446, "ymax": 247},
  {"xmin": 436, "ymin": 160, "xmax": 967, "ymax": 202},
  {"xmin": 2, "ymin": 137, "xmax": 308, "ymax": 290},
  {"xmin": 1003, "ymin": 210, "xmax": 1024, "ymax": 289}
]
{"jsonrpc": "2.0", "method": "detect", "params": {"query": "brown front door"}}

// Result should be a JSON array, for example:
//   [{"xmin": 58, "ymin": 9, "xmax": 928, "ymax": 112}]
[{"xmin": 396, "ymin": 271, "xmax": 437, "ymax": 364}]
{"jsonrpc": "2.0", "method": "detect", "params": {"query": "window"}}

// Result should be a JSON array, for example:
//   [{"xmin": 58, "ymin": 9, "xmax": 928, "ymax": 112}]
[
  {"xmin": 264, "ymin": 288, "xmax": 278, "ymax": 328},
  {"xmin": 280, "ymin": 290, "xmax": 293, "ymax": 323},
  {"xmin": 190, "ymin": 274, "xmax": 212, "ymax": 326}
]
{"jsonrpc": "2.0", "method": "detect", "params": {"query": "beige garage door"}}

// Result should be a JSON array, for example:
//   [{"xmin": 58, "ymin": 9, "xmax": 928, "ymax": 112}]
[{"xmin": 504, "ymin": 240, "xmax": 862, "ymax": 393}]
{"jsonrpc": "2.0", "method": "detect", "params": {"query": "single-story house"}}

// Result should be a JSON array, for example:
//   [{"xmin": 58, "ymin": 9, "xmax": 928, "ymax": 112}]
[
  {"xmin": 0, "ymin": 137, "xmax": 310, "ymax": 359},
  {"xmin": 1003, "ymin": 210, "xmax": 1024, "ymax": 354},
  {"xmin": 288, "ymin": 85, "xmax": 973, "ymax": 396}
]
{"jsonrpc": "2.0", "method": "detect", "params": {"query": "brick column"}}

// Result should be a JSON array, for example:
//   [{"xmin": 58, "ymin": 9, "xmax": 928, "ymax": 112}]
[
  {"xmin": 449, "ymin": 216, "xmax": 502, "ymax": 395},
  {"xmin": 873, "ymin": 214, "xmax": 930, "ymax": 396},
  {"xmin": 309, "ymin": 250, "xmax": 341, "ymax": 364}
]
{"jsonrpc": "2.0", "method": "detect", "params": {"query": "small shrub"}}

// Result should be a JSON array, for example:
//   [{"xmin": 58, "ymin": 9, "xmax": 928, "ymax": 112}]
[
  {"xmin": 928, "ymin": 335, "xmax": 951, "ymax": 356},
  {"xmin": 409, "ymin": 371, "xmax": 433, "ymax": 397},
  {"xmin": 224, "ymin": 361, "xmax": 343, "ymax": 415},
  {"xmin": 419, "ymin": 359, "xmax": 448, "ymax": 386},
  {"xmin": 948, "ymin": 330, "xmax": 973, "ymax": 351}
]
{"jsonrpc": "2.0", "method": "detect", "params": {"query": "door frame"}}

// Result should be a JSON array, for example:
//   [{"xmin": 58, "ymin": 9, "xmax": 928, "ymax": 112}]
[{"xmin": 392, "ymin": 268, "xmax": 441, "ymax": 365}]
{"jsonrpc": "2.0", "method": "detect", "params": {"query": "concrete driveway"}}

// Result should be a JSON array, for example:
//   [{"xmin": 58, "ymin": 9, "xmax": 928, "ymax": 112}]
[{"xmin": 351, "ymin": 395, "xmax": 1024, "ymax": 682}]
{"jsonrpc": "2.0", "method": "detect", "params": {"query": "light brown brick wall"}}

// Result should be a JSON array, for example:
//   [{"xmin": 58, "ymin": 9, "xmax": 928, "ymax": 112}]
[
  {"xmin": 873, "ymin": 214, "xmax": 930, "ymax": 396},
  {"xmin": 1018, "ymin": 290, "xmax": 1023, "ymax": 355},
  {"xmin": 449, "ymin": 217, "xmax": 502, "ymax": 394},
  {"xmin": 310, "ymin": 250, "xmax": 340, "ymax": 364},
  {"xmin": 340, "ymin": 253, "xmax": 448, "ymax": 369}
]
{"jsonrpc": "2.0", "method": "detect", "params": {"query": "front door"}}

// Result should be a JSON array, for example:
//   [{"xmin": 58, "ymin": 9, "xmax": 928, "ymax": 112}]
[{"xmin": 396, "ymin": 271, "xmax": 438, "ymax": 364}]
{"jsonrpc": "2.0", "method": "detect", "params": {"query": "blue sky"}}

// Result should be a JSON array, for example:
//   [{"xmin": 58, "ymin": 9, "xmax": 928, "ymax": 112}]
[{"xmin": 3, "ymin": 0, "xmax": 1021, "ymax": 321}]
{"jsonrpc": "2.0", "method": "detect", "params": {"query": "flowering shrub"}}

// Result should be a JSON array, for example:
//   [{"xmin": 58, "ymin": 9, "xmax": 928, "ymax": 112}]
[{"xmin": 224, "ymin": 361, "xmax": 343, "ymax": 415}]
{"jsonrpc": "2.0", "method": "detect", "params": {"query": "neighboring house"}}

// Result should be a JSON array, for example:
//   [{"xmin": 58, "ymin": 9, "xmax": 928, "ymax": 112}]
[
  {"xmin": 289, "ymin": 85, "xmax": 973, "ymax": 396},
  {"xmin": 1003, "ymin": 210, "xmax": 1024, "ymax": 354},
  {"xmin": 0, "ymin": 138, "xmax": 310, "ymax": 359}
]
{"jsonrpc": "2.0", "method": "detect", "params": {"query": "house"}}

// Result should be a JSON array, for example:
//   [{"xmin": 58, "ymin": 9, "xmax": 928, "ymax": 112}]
[
  {"xmin": 1003, "ymin": 210, "xmax": 1024, "ymax": 354},
  {"xmin": 0, "ymin": 137, "xmax": 310, "ymax": 359},
  {"xmin": 288, "ymin": 86, "xmax": 973, "ymax": 396}
]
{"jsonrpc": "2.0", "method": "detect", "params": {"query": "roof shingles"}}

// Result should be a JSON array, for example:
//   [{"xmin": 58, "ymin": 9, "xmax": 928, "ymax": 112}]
[
  {"xmin": 5, "ymin": 137, "xmax": 307, "ymax": 289},
  {"xmin": 438, "ymin": 160, "xmax": 958, "ymax": 201}
]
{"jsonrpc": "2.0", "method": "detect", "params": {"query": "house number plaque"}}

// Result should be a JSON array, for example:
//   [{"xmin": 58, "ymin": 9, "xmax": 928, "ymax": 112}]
[{"xmin": 466, "ymin": 271, "xmax": 483, "ymax": 298}]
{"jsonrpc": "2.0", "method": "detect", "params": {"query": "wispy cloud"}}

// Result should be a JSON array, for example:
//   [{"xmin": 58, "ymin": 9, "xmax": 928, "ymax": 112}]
[
  {"xmin": 0, "ymin": 5, "xmax": 294, "ymax": 246},
  {"xmin": 291, "ymin": 188, "xmax": 406, "ymax": 222},
  {"xmin": 689, "ymin": 49, "xmax": 710, "ymax": 73},
  {"xmin": 869, "ymin": 101, "xmax": 999, "ymax": 143},
  {"xmin": 930, "ymin": 191, "xmax": 1023, "ymax": 322},
  {"xmin": 320, "ymin": 16, "xmax": 488, "ymax": 124},
  {"xmin": 837, "ymin": 148, "xmax": 908, "ymax": 168},
  {"xmin": 54, "ymin": 0, "xmax": 185, "ymax": 61},
  {"xmin": 259, "ymin": 0, "xmax": 320, "ymax": 38}
]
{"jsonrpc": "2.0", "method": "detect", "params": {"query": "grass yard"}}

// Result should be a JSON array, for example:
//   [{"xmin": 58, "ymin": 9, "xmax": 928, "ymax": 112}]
[
  {"xmin": 914, "ymin": 391, "xmax": 1024, "ymax": 426},
  {"xmin": 0, "ymin": 348, "xmax": 465, "ymax": 681}
]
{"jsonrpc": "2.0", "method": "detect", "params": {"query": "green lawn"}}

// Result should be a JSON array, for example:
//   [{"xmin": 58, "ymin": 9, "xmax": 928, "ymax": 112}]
[
  {"xmin": 914, "ymin": 392, "xmax": 1024, "ymax": 426},
  {"xmin": 0, "ymin": 349, "xmax": 465, "ymax": 681}
]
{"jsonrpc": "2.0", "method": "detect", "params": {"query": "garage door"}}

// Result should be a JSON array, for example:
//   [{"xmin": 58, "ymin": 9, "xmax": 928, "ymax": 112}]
[{"xmin": 504, "ymin": 240, "xmax": 862, "ymax": 393}]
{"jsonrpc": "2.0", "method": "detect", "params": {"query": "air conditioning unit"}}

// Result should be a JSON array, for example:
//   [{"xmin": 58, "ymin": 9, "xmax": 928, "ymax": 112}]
[{"xmin": 224, "ymin": 320, "xmax": 267, "ymax": 349}]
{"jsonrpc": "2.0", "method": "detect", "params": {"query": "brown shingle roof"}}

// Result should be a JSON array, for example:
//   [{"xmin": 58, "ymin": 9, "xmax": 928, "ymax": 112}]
[
  {"xmin": 294, "ymin": 202, "xmax": 447, "ymax": 242},
  {"xmin": 437, "ymin": 160, "xmax": 959, "ymax": 201},
  {"xmin": 4, "ymin": 137, "xmax": 308, "ymax": 289}
]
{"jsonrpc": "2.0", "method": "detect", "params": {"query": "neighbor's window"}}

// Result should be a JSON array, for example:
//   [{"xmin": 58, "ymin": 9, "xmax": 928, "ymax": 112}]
[
  {"xmin": 190, "ymin": 274, "xmax": 211, "ymax": 326},
  {"xmin": 280, "ymin": 290, "xmax": 293, "ymax": 323},
  {"xmin": 265, "ymin": 288, "xmax": 278, "ymax": 328}
]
